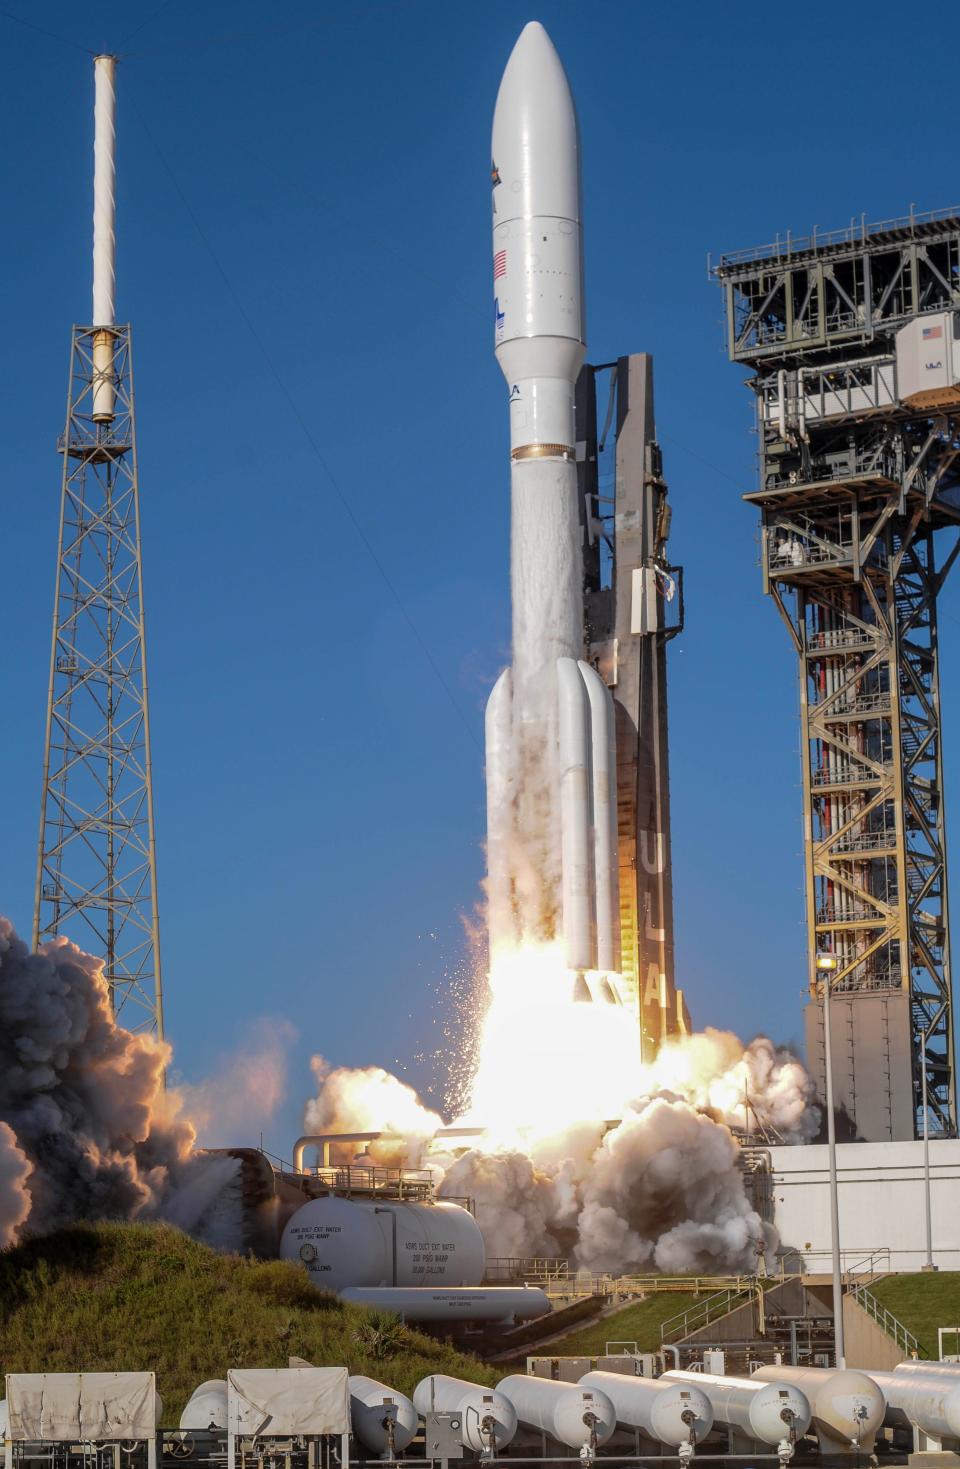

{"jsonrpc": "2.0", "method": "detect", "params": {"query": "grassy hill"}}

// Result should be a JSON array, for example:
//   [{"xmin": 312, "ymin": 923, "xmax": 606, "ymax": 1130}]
[
  {"xmin": 0, "ymin": 1222, "xmax": 496, "ymax": 1420},
  {"xmin": 869, "ymin": 1272, "xmax": 960, "ymax": 1359}
]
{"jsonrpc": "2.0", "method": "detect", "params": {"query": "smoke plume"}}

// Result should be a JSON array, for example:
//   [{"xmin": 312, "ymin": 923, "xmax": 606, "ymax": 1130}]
[
  {"xmin": 0, "ymin": 916, "xmax": 236, "ymax": 1247},
  {"xmin": 303, "ymin": 945, "xmax": 818, "ymax": 1275},
  {"xmin": 174, "ymin": 1019, "xmax": 294, "ymax": 1149},
  {"xmin": 305, "ymin": 1056, "xmax": 443, "ymax": 1164}
]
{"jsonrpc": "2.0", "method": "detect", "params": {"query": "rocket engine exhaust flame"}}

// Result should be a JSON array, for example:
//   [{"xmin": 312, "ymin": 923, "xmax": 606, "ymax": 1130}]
[{"xmin": 304, "ymin": 940, "xmax": 818, "ymax": 1275}]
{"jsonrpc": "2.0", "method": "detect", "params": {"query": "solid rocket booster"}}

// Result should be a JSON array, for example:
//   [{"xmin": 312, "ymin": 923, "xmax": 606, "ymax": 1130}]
[
  {"xmin": 92, "ymin": 54, "xmax": 118, "ymax": 422},
  {"xmin": 487, "ymin": 22, "xmax": 619, "ymax": 978}
]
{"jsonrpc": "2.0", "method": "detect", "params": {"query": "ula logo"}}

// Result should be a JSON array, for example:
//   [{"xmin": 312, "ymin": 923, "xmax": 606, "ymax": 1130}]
[{"xmin": 509, "ymin": 384, "xmax": 521, "ymax": 401}]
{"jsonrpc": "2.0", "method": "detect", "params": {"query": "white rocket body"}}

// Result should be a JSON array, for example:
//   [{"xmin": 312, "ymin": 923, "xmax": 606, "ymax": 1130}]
[
  {"xmin": 486, "ymin": 22, "xmax": 619, "ymax": 975},
  {"xmin": 92, "ymin": 54, "xmax": 117, "ymax": 421}
]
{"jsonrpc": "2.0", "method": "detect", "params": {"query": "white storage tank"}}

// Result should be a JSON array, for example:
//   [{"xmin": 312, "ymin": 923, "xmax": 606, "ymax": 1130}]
[
  {"xmin": 496, "ymin": 1375, "xmax": 616, "ymax": 1452},
  {"xmin": 340, "ymin": 1286, "xmax": 549, "ymax": 1323},
  {"xmin": 579, "ymin": 1371, "xmax": 714, "ymax": 1448},
  {"xmin": 180, "ymin": 1380, "xmax": 227, "ymax": 1432},
  {"xmin": 413, "ymin": 1375, "xmax": 517, "ymax": 1453},
  {"xmin": 870, "ymin": 1368, "xmax": 960, "ymax": 1442},
  {"xmin": 349, "ymin": 1376, "xmax": 418, "ymax": 1457},
  {"xmin": 753, "ymin": 1365, "xmax": 885, "ymax": 1451},
  {"xmin": 663, "ymin": 1371, "xmax": 811, "ymax": 1448},
  {"xmin": 895, "ymin": 1360, "xmax": 960, "ymax": 1380},
  {"xmin": 280, "ymin": 1196, "xmax": 485, "ymax": 1293}
]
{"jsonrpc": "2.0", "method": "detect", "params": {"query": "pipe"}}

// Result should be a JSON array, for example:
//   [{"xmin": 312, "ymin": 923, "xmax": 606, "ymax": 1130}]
[{"xmin": 292, "ymin": 1126, "xmax": 487, "ymax": 1173}]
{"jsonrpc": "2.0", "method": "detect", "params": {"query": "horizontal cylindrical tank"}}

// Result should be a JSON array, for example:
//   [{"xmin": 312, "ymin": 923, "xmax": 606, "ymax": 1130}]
[
  {"xmin": 496, "ymin": 1375, "xmax": 616, "ymax": 1450},
  {"xmin": 180, "ymin": 1380, "xmax": 227, "ymax": 1432},
  {"xmin": 895, "ymin": 1360, "xmax": 960, "ymax": 1379},
  {"xmin": 340, "ymin": 1285, "xmax": 549, "ymax": 1323},
  {"xmin": 869, "ymin": 1368, "xmax": 960, "ymax": 1441},
  {"xmin": 413, "ymin": 1375, "xmax": 517, "ymax": 1453},
  {"xmin": 753, "ymin": 1365, "xmax": 885, "ymax": 1450},
  {"xmin": 663, "ymin": 1372, "xmax": 811, "ymax": 1447},
  {"xmin": 579, "ymin": 1371, "xmax": 714, "ymax": 1447},
  {"xmin": 280, "ymin": 1196, "xmax": 485, "ymax": 1293},
  {"xmin": 349, "ymin": 1376, "xmax": 418, "ymax": 1456}
]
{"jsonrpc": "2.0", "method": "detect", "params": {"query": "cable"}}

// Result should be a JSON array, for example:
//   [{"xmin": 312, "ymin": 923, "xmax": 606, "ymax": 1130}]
[
  {"xmin": 130, "ymin": 98, "xmax": 482, "ymax": 753},
  {"xmin": 0, "ymin": 5, "xmax": 94, "ymax": 54},
  {"xmin": 117, "ymin": 0, "xmax": 178, "ymax": 51}
]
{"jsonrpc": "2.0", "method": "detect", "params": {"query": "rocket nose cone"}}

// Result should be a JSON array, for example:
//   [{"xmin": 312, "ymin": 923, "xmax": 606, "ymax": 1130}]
[
  {"xmin": 492, "ymin": 17, "xmax": 580, "ymax": 223},
  {"xmin": 498, "ymin": 18, "xmax": 569, "ymax": 98}
]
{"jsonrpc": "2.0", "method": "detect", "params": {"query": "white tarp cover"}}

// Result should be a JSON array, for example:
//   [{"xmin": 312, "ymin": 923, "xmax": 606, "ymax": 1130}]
[
  {"xmin": 6, "ymin": 1372, "xmax": 157, "ymax": 1442},
  {"xmin": 227, "ymin": 1369, "xmax": 350, "ymax": 1438}
]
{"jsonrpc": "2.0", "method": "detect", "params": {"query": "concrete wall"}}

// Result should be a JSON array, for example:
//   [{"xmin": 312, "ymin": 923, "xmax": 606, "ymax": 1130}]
[
  {"xmin": 841, "ymin": 1295, "xmax": 907, "ymax": 1370},
  {"xmin": 768, "ymin": 1138, "xmax": 960, "ymax": 1271}
]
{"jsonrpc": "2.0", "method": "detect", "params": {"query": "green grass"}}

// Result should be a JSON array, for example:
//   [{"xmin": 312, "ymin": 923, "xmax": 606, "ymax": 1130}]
[
  {"xmin": 0, "ymin": 1222, "xmax": 496, "ymax": 1420},
  {"xmin": 534, "ymin": 1291, "xmax": 703, "ymax": 1358},
  {"xmin": 870, "ymin": 1272, "xmax": 960, "ymax": 1360}
]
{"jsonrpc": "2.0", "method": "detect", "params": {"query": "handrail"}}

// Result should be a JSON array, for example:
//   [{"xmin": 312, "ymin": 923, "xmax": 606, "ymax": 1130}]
[
  {"xmin": 849, "ymin": 1281, "xmax": 923, "ymax": 1358},
  {"xmin": 659, "ymin": 1281, "xmax": 764, "ymax": 1346},
  {"xmin": 533, "ymin": 1272, "xmax": 761, "ymax": 1301},
  {"xmin": 714, "ymin": 204, "xmax": 960, "ymax": 272}
]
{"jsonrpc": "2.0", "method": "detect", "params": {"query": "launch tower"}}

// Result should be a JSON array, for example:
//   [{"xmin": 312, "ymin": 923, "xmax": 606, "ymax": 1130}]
[
  {"xmin": 714, "ymin": 206, "xmax": 960, "ymax": 1141},
  {"xmin": 33, "ymin": 57, "xmax": 164, "ymax": 1038},
  {"xmin": 577, "ymin": 355, "xmax": 689, "ymax": 1056}
]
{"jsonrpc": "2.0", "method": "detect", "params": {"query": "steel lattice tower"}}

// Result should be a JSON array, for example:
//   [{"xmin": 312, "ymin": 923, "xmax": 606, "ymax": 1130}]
[
  {"xmin": 33, "ymin": 57, "xmax": 164, "ymax": 1039},
  {"xmin": 715, "ymin": 207, "xmax": 960, "ymax": 1140}
]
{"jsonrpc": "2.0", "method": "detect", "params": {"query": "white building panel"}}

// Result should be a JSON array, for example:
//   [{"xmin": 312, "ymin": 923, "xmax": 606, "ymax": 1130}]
[{"xmin": 768, "ymin": 1139, "xmax": 960, "ymax": 1271}]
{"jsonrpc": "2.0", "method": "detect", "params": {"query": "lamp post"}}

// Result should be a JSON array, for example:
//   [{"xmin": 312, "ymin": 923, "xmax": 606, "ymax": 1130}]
[
  {"xmin": 920, "ymin": 1002, "xmax": 946, "ymax": 1272},
  {"xmin": 816, "ymin": 952, "xmax": 845, "ymax": 1367}
]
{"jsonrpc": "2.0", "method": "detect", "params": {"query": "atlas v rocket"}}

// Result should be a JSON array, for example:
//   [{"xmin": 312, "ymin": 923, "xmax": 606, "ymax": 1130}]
[{"xmin": 485, "ymin": 22, "xmax": 620, "ymax": 984}]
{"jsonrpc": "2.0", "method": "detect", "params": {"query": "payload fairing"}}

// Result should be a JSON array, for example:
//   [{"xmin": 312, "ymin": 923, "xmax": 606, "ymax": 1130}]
[{"xmin": 485, "ymin": 22, "xmax": 620, "ymax": 980}]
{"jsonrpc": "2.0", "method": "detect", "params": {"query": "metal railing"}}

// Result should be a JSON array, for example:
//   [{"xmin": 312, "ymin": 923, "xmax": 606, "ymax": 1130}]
[
  {"xmin": 485, "ymin": 1256, "xmax": 571, "ymax": 1283},
  {"xmin": 659, "ymin": 1281, "xmax": 764, "ymax": 1346},
  {"xmin": 807, "ymin": 629, "xmax": 877, "ymax": 651},
  {"xmin": 715, "ymin": 204, "xmax": 960, "ymax": 271},
  {"xmin": 779, "ymin": 1247, "xmax": 892, "ymax": 1282},
  {"xmin": 849, "ymin": 1281, "xmax": 923, "ymax": 1358},
  {"xmin": 530, "ymin": 1271, "xmax": 761, "ymax": 1302}
]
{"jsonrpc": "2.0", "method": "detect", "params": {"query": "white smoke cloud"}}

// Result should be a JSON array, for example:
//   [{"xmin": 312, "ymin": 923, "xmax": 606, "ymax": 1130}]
[
  {"xmin": 432, "ymin": 1096, "xmax": 776, "ymax": 1274},
  {"xmin": 0, "ymin": 916, "xmax": 237, "ymax": 1247},
  {"xmin": 304, "ymin": 1056, "xmax": 443, "ymax": 1164},
  {"xmin": 303, "ymin": 986, "xmax": 814, "ymax": 1276}
]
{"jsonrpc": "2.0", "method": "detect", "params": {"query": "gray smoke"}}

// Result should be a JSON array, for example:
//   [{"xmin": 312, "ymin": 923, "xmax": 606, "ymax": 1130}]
[
  {"xmin": 0, "ymin": 916, "xmax": 237, "ymax": 1246},
  {"xmin": 436, "ymin": 1096, "xmax": 776, "ymax": 1273}
]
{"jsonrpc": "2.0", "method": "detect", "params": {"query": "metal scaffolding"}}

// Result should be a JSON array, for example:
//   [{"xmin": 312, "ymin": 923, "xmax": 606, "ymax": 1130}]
[
  {"xmin": 714, "ymin": 209, "xmax": 960, "ymax": 1140},
  {"xmin": 33, "ymin": 323, "xmax": 164, "ymax": 1038}
]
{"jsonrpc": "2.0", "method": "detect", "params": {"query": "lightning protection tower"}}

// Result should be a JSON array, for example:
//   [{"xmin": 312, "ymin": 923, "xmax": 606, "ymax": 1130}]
[
  {"xmin": 33, "ymin": 56, "xmax": 164, "ymax": 1038},
  {"xmin": 714, "ymin": 207, "xmax": 960, "ymax": 1141}
]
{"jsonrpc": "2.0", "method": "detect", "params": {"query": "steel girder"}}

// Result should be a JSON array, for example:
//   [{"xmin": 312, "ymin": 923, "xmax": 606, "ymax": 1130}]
[{"xmin": 33, "ymin": 325, "xmax": 164, "ymax": 1039}]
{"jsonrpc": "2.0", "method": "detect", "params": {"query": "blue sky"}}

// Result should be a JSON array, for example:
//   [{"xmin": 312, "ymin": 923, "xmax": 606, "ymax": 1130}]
[{"xmin": 3, "ymin": 0, "xmax": 959, "ymax": 1156}]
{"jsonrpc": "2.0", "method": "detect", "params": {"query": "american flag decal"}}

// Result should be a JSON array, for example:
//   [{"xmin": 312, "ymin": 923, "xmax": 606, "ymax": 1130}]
[
  {"xmin": 494, "ymin": 249, "xmax": 507, "ymax": 280},
  {"xmin": 923, "ymin": 324, "xmax": 944, "ymax": 340}
]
